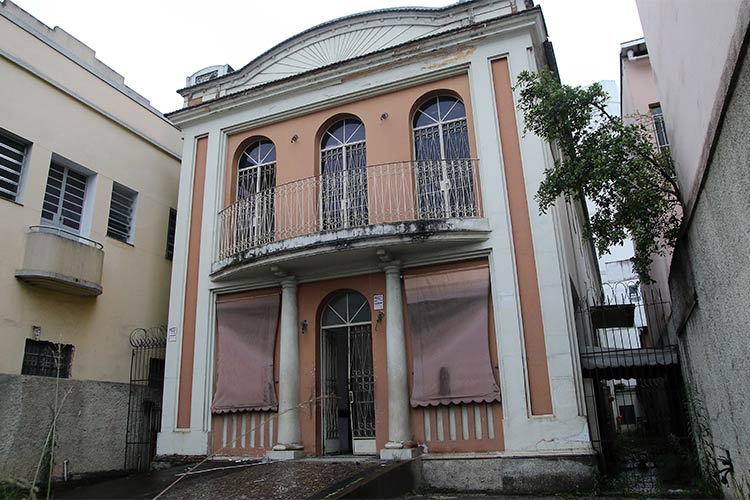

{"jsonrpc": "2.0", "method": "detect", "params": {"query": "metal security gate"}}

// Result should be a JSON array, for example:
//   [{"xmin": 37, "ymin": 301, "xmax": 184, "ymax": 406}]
[
  {"xmin": 320, "ymin": 291, "xmax": 376, "ymax": 455},
  {"xmin": 125, "ymin": 327, "xmax": 166, "ymax": 472},
  {"xmin": 576, "ymin": 284, "xmax": 701, "ymax": 495}
]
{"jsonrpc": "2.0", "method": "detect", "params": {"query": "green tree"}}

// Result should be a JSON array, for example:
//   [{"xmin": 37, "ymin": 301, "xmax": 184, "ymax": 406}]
[{"xmin": 514, "ymin": 69, "xmax": 683, "ymax": 281}]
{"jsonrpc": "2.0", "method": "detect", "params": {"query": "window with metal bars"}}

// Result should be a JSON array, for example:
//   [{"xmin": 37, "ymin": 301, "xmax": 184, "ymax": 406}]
[
  {"xmin": 0, "ymin": 130, "xmax": 28, "ymax": 202},
  {"xmin": 21, "ymin": 339, "xmax": 74, "ymax": 378},
  {"xmin": 165, "ymin": 208, "xmax": 177, "ymax": 260},
  {"xmin": 41, "ymin": 162, "xmax": 89, "ymax": 232},
  {"xmin": 107, "ymin": 182, "xmax": 138, "ymax": 243},
  {"xmin": 412, "ymin": 95, "xmax": 475, "ymax": 219}
]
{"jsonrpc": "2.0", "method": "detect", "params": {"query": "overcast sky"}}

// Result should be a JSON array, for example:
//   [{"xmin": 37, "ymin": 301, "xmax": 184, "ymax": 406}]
[{"xmin": 12, "ymin": 0, "xmax": 643, "ymax": 114}]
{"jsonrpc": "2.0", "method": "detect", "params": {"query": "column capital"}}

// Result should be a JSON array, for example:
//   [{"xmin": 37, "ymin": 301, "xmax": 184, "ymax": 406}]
[
  {"xmin": 279, "ymin": 276, "xmax": 297, "ymax": 289},
  {"xmin": 381, "ymin": 261, "xmax": 402, "ymax": 275}
]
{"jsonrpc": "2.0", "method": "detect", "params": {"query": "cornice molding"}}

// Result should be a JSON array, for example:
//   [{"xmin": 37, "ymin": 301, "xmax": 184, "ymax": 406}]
[{"xmin": 168, "ymin": 9, "xmax": 542, "ymax": 128}]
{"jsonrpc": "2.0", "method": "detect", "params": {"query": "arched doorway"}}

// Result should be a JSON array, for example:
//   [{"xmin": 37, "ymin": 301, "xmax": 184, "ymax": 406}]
[{"xmin": 320, "ymin": 290, "xmax": 375, "ymax": 455}]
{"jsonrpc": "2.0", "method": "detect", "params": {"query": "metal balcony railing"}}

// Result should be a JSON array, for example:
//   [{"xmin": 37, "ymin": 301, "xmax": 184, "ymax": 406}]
[{"xmin": 217, "ymin": 159, "xmax": 482, "ymax": 261}]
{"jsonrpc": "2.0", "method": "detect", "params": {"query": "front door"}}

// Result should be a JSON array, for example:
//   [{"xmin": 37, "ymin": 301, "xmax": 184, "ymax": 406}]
[{"xmin": 320, "ymin": 291, "xmax": 376, "ymax": 455}]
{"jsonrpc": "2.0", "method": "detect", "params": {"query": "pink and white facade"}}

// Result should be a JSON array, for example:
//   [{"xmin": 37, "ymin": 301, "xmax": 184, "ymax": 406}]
[{"xmin": 157, "ymin": 0, "xmax": 600, "ymax": 490}]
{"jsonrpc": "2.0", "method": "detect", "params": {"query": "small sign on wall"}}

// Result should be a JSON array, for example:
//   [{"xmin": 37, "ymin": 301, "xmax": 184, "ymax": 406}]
[
  {"xmin": 168, "ymin": 326, "xmax": 178, "ymax": 342},
  {"xmin": 373, "ymin": 294, "xmax": 384, "ymax": 311}
]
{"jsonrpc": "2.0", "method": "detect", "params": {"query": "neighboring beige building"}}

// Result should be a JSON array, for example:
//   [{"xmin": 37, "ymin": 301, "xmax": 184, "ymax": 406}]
[
  {"xmin": 619, "ymin": 39, "xmax": 673, "ymax": 346},
  {"xmin": 0, "ymin": 0, "xmax": 181, "ymax": 482},
  {"xmin": 636, "ymin": 0, "xmax": 750, "ymax": 495},
  {"xmin": 158, "ymin": 1, "xmax": 601, "ymax": 493}
]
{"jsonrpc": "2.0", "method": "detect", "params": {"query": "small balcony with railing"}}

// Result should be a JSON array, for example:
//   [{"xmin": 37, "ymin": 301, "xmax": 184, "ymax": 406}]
[
  {"xmin": 15, "ymin": 225, "xmax": 104, "ymax": 296},
  {"xmin": 213, "ymin": 158, "xmax": 488, "ymax": 277}
]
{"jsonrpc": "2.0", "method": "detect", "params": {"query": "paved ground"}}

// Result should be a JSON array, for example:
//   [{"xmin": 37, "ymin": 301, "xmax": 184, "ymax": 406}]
[
  {"xmin": 162, "ymin": 458, "xmax": 381, "ymax": 500},
  {"xmin": 55, "ymin": 457, "xmax": 383, "ymax": 500}
]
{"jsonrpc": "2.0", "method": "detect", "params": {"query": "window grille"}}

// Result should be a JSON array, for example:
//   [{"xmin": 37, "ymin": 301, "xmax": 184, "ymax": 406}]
[
  {"xmin": 21, "ymin": 339, "xmax": 74, "ymax": 378},
  {"xmin": 165, "ymin": 208, "xmax": 177, "ymax": 260},
  {"xmin": 650, "ymin": 105, "xmax": 669, "ymax": 153},
  {"xmin": 412, "ymin": 95, "xmax": 475, "ymax": 219},
  {"xmin": 0, "ymin": 131, "xmax": 27, "ymax": 202},
  {"xmin": 236, "ymin": 139, "xmax": 277, "ymax": 246},
  {"xmin": 107, "ymin": 182, "xmax": 138, "ymax": 242},
  {"xmin": 320, "ymin": 119, "xmax": 368, "ymax": 230},
  {"xmin": 41, "ymin": 163, "xmax": 88, "ymax": 232}
]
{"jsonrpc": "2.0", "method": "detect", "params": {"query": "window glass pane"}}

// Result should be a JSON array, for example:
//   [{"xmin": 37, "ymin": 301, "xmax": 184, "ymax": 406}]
[
  {"xmin": 41, "ymin": 163, "xmax": 88, "ymax": 232},
  {"xmin": 322, "ymin": 121, "xmax": 345, "ymax": 149},
  {"xmin": 442, "ymin": 98, "xmax": 466, "ymax": 122},
  {"xmin": 258, "ymin": 141, "xmax": 275, "ymax": 163},
  {"xmin": 413, "ymin": 98, "xmax": 440, "ymax": 128},
  {"xmin": 107, "ymin": 182, "xmax": 137, "ymax": 242},
  {"xmin": 323, "ymin": 304, "xmax": 346, "ymax": 326},
  {"xmin": 344, "ymin": 120, "xmax": 365, "ymax": 143},
  {"xmin": 348, "ymin": 293, "xmax": 371, "ymax": 323},
  {"xmin": 239, "ymin": 139, "xmax": 276, "ymax": 169},
  {"xmin": 165, "ymin": 208, "xmax": 177, "ymax": 259},
  {"xmin": 0, "ymin": 131, "xmax": 27, "ymax": 201}
]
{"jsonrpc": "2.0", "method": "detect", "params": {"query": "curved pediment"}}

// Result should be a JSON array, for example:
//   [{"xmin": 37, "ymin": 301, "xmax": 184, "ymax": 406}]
[
  {"xmin": 182, "ymin": 1, "xmax": 522, "ymax": 95},
  {"xmin": 238, "ymin": 13, "xmax": 455, "ymax": 87}
]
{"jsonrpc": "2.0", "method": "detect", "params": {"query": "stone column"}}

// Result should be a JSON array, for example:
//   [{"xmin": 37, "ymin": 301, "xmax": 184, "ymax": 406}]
[
  {"xmin": 270, "ymin": 277, "xmax": 304, "ymax": 460},
  {"xmin": 381, "ymin": 262, "xmax": 420, "ymax": 460}
]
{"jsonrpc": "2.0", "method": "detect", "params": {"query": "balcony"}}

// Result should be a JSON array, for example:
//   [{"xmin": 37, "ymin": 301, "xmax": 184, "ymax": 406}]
[
  {"xmin": 213, "ymin": 159, "xmax": 489, "ymax": 277},
  {"xmin": 15, "ymin": 226, "xmax": 104, "ymax": 296}
]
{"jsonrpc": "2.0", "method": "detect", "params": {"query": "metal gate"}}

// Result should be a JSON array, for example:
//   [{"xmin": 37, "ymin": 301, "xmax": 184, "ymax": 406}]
[
  {"xmin": 576, "ymin": 283, "xmax": 700, "ymax": 495},
  {"xmin": 125, "ymin": 326, "xmax": 166, "ymax": 472},
  {"xmin": 320, "ymin": 291, "xmax": 376, "ymax": 455}
]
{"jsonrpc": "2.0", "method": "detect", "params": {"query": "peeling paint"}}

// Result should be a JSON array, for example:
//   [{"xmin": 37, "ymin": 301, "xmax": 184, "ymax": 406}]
[
  {"xmin": 423, "ymin": 47, "xmax": 477, "ymax": 70},
  {"xmin": 211, "ymin": 218, "xmax": 490, "ymax": 278}
]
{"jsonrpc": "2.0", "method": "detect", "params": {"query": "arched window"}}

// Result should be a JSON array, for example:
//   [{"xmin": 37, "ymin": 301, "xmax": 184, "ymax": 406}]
[
  {"xmin": 238, "ymin": 139, "xmax": 276, "ymax": 199},
  {"xmin": 320, "ymin": 118, "xmax": 368, "ymax": 230},
  {"xmin": 237, "ymin": 139, "xmax": 276, "ymax": 245},
  {"xmin": 412, "ymin": 95, "xmax": 476, "ymax": 218}
]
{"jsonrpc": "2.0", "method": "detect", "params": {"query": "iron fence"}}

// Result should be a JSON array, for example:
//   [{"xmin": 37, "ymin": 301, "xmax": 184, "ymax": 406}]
[
  {"xmin": 125, "ymin": 326, "xmax": 166, "ymax": 472},
  {"xmin": 576, "ymin": 282, "xmax": 700, "ymax": 495}
]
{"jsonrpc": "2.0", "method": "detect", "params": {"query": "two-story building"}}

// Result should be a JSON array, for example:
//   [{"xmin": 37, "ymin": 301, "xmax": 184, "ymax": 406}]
[
  {"xmin": 158, "ymin": 0, "xmax": 600, "ymax": 492},
  {"xmin": 0, "ymin": 0, "xmax": 181, "ymax": 482}
]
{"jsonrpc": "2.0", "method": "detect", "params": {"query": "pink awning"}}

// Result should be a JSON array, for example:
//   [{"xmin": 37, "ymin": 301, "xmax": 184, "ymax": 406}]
[
  {"xmin": 404, "ymin": 266, "xmax": 501, "ymax": 407},
  {"xmin": 211, "ymin": 293, "xmax": 280, "ymax": 413}
]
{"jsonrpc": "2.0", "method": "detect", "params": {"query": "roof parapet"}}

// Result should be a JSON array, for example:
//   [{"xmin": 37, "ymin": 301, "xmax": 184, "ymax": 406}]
[{"xmin": 0, "ymin": 0, "xmax": 156, "ymax": 111}]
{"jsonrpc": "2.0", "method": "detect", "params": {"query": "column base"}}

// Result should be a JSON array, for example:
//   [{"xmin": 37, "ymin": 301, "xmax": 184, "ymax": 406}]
[
  {"xmin": 267, "ymin": 449, "xmax": 306, "ymax": 461},
  {"xmin": 272, "ymin": 443, "xmax": 304, "ymax": 451},
  {"xmin": 380, "ymin": 447, "xmax": 421, "ymax": 461}
]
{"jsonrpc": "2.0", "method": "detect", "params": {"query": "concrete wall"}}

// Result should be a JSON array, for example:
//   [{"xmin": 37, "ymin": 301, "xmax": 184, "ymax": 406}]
[
  {"xmin": 635, "ymin": 0, "xmax": 750, "ymax": 211},
  {"xmin": 669, "ymin": 46, "xmax": 750, "ymax": 497},
  {"xmin": 636, "ymin": 1, "xmax": 750, "ymax": 494},
  {"xmin": 420, "ymin": 454, "xmax": 597, "ymax": 494},
  {"xmin": 0, "ymin": 374, "xmax": 130, "ymax": 482}
]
